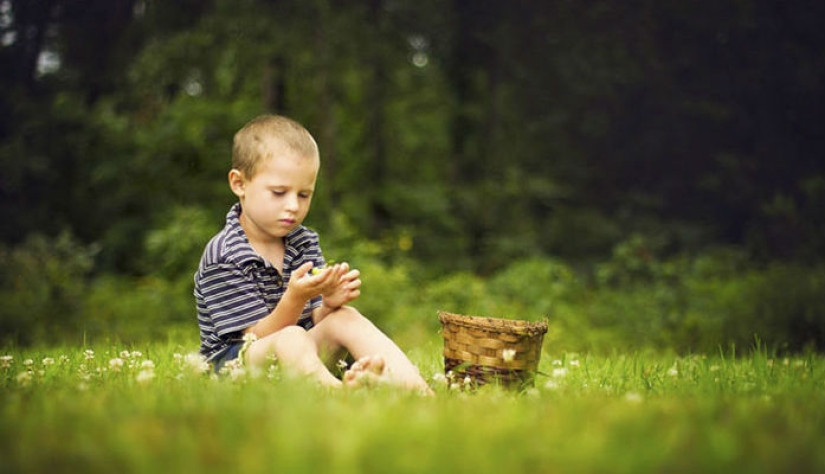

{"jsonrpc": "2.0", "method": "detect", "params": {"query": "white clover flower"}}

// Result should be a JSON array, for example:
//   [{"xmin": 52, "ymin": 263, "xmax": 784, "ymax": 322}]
[
  {"xmin": 625, "ymin": 392, "xmax": 643, "ymax": 403},
  {"xmin": 42, "ymin": 357, "xmax": 55, "ymax": 366},
  {"xmin": 130, "ymin": 351, "xmax": 143, "ymax": 359},
  {"xmin": 183, "ymin": 353, "xmax": 210, "ymax": 374},
  {"xmin": 23, "ymin": 359, "xmax": 33, "ymax": 367},
  {"xmin": 16, "ymin": 371, "xmax": 32, "ymax": 385},
  {"xmin": 502, "ymin": 349, "xmax": 516, "ymax": 362},
  {"xmin": 266, "ymin": 364, "xmax": 280, "ymax": 381},
  {"xmin": 120, "ymin": 350, "xmax": 131, "ymax": 359},
  {"xmin": 109, "ymin": 358, "xmax": 125, "ymax": 372},
  {"xmin": 432, "ymin": 373, "xmax": 447, "ymax": 386},
  {"xmin": 0, "ymin": 355, "xmax": 12, "ymax": 369},
  {"xmin": 84, "ymin": 350, "xmax": 95, "ymax": 360},
  {"xmin": 552, "ymin": 359, "xmax": 562, "ymax": 366},
  {"xmin": 229, "ymin": 367, "xmax": 247, "ymax": 381},
  {"xmin": 569, "ymin": 359, "xmax": 580, "ymax": 367},
  {"xmin": 463, "ymin": 376, "xmax": 473, "ymax": 387},
  {"xmin": 552, "ymin": 368, "xmax": 568, "ymax": 378},
  {"xmin": 543, "ymin": 380, "xmax": 560, "ymax": 391},
  {"xmin": 141, "ymin": 360, "xmax": 155, "ymax": 370},
  {"xmin": 58, "ymin": 355, "xmax": 70, "ymax": 364},
  {"xmin": 221, "ymin": 359, "xmax": 247, "ymax": 381},
  {"xmin": 136, "ymin": 369, "xmax": 155, "ymax": 384}
]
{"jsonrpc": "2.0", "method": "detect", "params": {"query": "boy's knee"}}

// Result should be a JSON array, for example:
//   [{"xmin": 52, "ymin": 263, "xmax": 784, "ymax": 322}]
[
  {"xmin": 276, "ymin": 325, "xmax": 310, "ymax": 339},
  {"xmin": 329, "ymin": 306, "xmax": 371, "ymax": 327},
  {"xmin": 272, "ymin": 325, "xmax": 316, "ymax": 348},
  {"xmin": 246, "ymin": 326, "xmax": 311, "ymax": 366},
  {"xmin": 254, "ymin": 325, "xmax": 316, "ymax": 356}
]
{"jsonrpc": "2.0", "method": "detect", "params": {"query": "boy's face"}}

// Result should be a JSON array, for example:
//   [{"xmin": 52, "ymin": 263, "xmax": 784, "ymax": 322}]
[{"xmin": 229, "ymin": 146, "xmax": 319, "ymax": 244}]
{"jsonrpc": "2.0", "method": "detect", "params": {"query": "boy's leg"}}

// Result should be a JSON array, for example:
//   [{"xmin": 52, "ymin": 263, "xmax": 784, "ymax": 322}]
[
  {"xmin": 309, "ymin": 306, "xmax": 431, "ymax": 392},
  {"xmin": 245, "ymin": 326, "xmax": 342, "ymax": 387}
]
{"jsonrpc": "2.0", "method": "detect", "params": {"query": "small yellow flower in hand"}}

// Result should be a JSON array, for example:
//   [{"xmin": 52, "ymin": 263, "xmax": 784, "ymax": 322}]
[{"xmin": 310, "ymin": 260, "xmax": 336, "ymax": 275}]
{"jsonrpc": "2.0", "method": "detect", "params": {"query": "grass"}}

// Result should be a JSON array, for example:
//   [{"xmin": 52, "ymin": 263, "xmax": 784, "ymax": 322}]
[{"xmin": 2, "ymin": 336, "xmax": 824, "ymax": 474}]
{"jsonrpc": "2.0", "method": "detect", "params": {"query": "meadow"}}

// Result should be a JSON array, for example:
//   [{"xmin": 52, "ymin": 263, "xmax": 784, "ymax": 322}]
[{"xmin": 2, "ymin": 334, "xmax": 824, "ymax": 474}]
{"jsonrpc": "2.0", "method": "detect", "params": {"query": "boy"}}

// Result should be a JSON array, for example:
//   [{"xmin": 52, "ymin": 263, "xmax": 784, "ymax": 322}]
[{"xmin": 195, "ymin": 114, "xmax": 430, "ymax": 392}]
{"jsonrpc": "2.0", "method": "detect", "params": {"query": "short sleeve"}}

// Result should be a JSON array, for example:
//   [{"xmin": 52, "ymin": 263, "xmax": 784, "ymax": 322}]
[{"xmin": 196, "ymin": 262, "xmax": 271, "ymax": 336}]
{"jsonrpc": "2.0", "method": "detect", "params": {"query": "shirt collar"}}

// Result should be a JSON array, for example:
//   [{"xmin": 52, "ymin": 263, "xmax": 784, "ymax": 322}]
[{"xmin": 225, "ymin": 202, "xmax": 309, "ymax": 269}]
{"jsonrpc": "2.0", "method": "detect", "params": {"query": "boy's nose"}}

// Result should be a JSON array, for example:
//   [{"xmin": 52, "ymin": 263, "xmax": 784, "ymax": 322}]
[{"xmin": 284, "ymin": 193, "xmax": 300, "ymax": 211}]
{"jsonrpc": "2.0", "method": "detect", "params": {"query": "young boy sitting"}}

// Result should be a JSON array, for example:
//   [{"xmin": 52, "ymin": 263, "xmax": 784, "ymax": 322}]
[{"xmin": 195, "ymin": 114, "xmax": 430, "ymax": 392}]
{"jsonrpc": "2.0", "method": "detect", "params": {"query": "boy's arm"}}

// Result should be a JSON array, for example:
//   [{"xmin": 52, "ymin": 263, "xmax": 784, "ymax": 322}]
[
  {"xmin": 244, "ymin": 289, "xmax": 310, "ymax": 338},
  {"xmin": 312, "ymin": 263, "xmax": 362, "ymax": 324}
]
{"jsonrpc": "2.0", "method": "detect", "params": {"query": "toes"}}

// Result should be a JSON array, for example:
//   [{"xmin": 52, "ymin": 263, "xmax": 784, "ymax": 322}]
[
  {"xmin": 342, "ymin": 355, "xmax": 387, "ymax": 389},
  {"xmin": 342, "ymin": 369, "xmax": 359, "ymax": 387},
  {"xmin": 353, "ymin": 355, "xmax": 385, "ymax": 376},
  {"xmin": 367, "ymin": 355, "xmax": 385, "ymax": 375}
]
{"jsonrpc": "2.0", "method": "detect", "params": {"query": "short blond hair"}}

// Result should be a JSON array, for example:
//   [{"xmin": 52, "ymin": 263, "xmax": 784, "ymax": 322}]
[{"xmin": 232, "ymin": 115, "xmax": 319, "ymax": 178}]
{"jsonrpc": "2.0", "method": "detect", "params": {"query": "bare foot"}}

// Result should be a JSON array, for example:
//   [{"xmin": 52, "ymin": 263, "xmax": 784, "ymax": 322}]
[{"xmin": 343, "ymin": 355, "xmax": 386, "ymax": 388}]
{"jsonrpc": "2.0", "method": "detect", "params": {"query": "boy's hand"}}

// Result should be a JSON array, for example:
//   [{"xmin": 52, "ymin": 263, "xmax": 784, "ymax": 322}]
[
  {"xmin": 287, "ymin": 261, "xmax": 341, "ymax": 301},
  {"xmin": 320, "ymin": 262, "xmax": 362, "ymax": 309}
]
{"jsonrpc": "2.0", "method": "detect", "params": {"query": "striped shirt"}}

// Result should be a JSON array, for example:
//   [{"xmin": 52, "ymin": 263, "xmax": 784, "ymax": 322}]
[{"xmin": 194, "ymin": 203, "xmax": 324, "ymax": 361}]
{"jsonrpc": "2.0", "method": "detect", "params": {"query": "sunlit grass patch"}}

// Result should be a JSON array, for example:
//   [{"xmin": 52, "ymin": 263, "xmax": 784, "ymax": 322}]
[{"xmin": 2, "ymin": 342, "xmax": 824, "ymax": 473}]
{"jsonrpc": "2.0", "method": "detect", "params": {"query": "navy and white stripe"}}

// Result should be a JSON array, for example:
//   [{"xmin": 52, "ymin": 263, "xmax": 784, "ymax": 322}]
[{"xmin": 195, "ymin": 203, "xmax": 324, "ymax": 361}]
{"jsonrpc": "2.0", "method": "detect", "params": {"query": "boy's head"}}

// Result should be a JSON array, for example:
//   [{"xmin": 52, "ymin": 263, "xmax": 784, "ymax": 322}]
[
  {"xmin": 232, "ymin": 114, "xmax": 319, "ymax": 179},
  {"xmin": 228, "ymin": 115, "xmax": 321, "ymax": 242}
]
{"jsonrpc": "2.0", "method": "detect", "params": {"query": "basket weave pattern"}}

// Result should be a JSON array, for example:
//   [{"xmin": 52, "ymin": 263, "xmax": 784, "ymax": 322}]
[{"xmin": 438, "ymin": 311, "xmax": 548, "ymax": 389}]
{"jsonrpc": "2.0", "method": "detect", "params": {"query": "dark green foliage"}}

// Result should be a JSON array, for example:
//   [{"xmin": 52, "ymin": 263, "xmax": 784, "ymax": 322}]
[
  {"xmin": 0, "ymin": 231, "xmax": 97, "ymax": 346},
  {"xmin": 4, "ymin": 0, "xmax": 825, "ymax": 273},
  {"xmin": 0, "ymin": 228, "xmax": 823, "ymax": 353},
  {"xmin": 584, "ymin": 240, "xmax": 825, "ymax": 353},
  {"xmin": 1, "ymin": 0, "xmax": 824, "ymax": 350}
]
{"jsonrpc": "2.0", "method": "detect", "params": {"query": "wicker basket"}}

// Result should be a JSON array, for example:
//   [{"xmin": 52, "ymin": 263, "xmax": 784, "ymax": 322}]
[{"xmin": 438, "ymin": 311, "xmax": 548, "ymax": 389}]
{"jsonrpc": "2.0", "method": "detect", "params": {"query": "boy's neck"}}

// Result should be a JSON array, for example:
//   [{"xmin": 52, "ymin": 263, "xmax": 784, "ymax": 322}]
[
  {"xmin": 238, "ymin": 211, "xmax": 287, "ymax": 271},
  {"xmin": 249, "ymin": 236, "xmax": 286, "ymax": 272}
]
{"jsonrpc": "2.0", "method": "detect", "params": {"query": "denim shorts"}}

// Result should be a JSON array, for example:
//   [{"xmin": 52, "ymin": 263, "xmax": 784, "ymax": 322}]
[{"xmin": 211, "ymin": 341, "xmax": 245, "ymax": 374}]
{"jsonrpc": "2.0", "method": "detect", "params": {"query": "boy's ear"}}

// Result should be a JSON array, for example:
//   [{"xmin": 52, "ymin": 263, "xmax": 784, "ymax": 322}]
[{"xmin": 228, "ymin": 169, "xmax": 246, "ymax": 198}]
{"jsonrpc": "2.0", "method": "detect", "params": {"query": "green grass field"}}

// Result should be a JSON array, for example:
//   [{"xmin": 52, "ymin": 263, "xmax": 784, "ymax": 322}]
[{"xmin": 2, "ymin": 336, "xmax": 824, "ymax": 474}]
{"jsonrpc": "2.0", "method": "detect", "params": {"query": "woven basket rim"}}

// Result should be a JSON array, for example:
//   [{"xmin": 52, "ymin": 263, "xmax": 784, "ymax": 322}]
[{"xmin": 438, "ymin": 311, "xmax": 548, "ymax": 337}]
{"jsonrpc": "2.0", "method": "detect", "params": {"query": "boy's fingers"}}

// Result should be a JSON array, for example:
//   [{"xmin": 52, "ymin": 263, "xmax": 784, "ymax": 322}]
[{"xmin": 294, "ymin": 261, "xmax": 314, "ymax": 278}]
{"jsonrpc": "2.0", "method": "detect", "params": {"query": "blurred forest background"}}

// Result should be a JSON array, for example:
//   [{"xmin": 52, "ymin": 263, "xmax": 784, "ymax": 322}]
[{"xmin": 1, "ymin": 0, "xmax": 824, "ymax": 353}]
